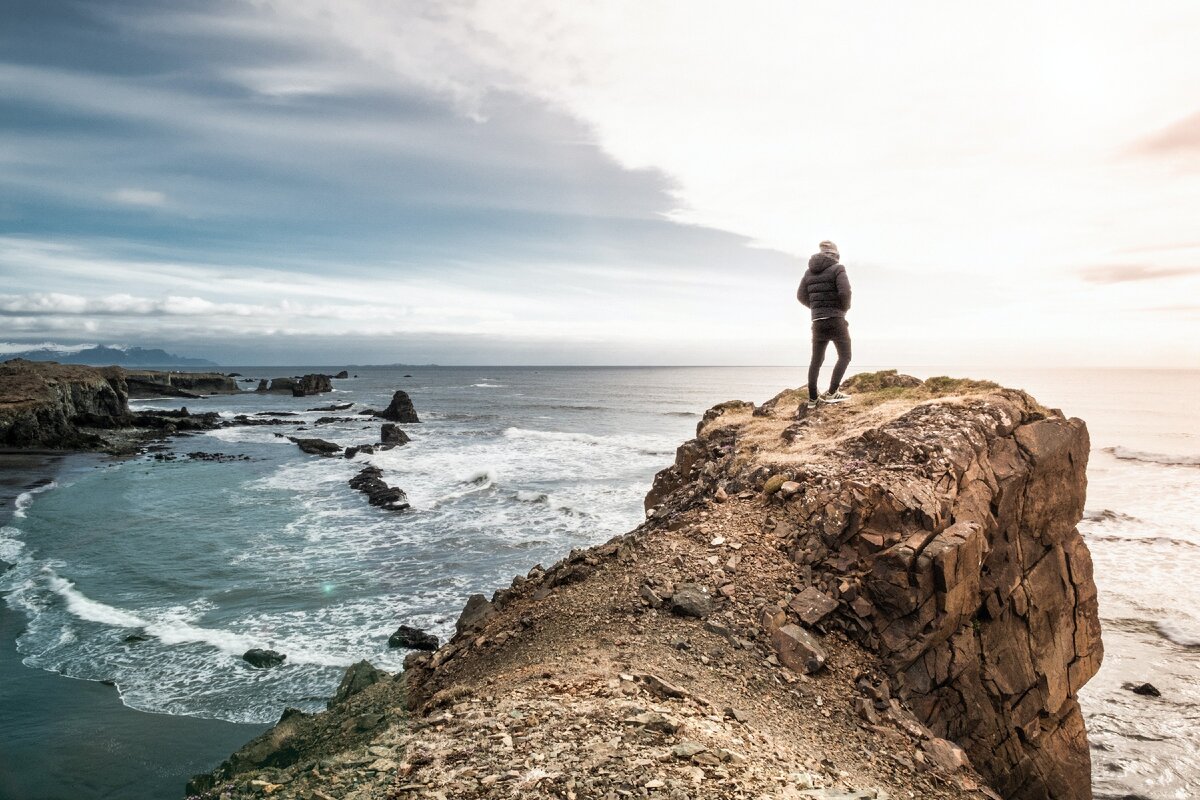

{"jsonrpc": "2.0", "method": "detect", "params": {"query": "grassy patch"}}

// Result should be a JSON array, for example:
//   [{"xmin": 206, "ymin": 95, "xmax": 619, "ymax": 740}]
[
  {"xmin": 923, "ymin": 375, "xmax": 1000, "ymax": 394},
  {"xmin": 846, "ymin": 373, "xmax": 1004, "ymax": 408}
]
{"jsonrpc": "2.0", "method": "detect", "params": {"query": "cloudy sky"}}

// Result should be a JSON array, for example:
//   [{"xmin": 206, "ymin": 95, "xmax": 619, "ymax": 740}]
[{"xmin": 2, "ymin": 1, "xmax": 1198, "ymax": 366}]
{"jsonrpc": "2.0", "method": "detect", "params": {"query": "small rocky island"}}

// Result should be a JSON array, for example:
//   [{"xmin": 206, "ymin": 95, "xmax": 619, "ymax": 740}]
[{"xmin": 186, "ymin": 374, "xmax": 1102, "ymax": 800}]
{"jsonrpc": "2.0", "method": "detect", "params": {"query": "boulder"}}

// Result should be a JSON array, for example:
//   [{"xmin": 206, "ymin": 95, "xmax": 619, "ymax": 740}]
[
  {"xmin": 770, "ymin": 624, "xmax": 826, "ymax": 674},
  {"xmin": 923, "ymin": 736, "xmax": 971, "ymax": 772},
  {"xmin": 348, "ymin": 466, "xmax": 410, "ymax": 510},
  {"xmin": 455, "ymin": 594, "xmax": 495, "ymax": 635},
  {"xmin": 388, "ymin": 625, "xmax": 439, "ymax": 651},
  {"xmin": 334, "ymin": 370, "xmax": 349, "ymax": 379},
  {"xmin": 327, "ymin": 660, "xmax": 388, "ymax": 708},
  {"xmin": 381, "ymin": 423, "xmax": 410, "ymax": 446},
  {"xmin": 309, "ymin": 402, "xmax": 353, "ymax": 412},
  {"xmin": 762, "ymin": 475, "xmax": 788, "ymax": 495},
  {"xmin": 288, "ymin": 437, "xmax": 342, "ymax": 456},
  {"xmin": 670, "ymin": 583, "xmax": 712, "ymax": 619},
  {"xmin": 789, "ymin": 587, "xmax": 838, "ymax": 626},
  {"xmin": 375, "ymin": 390, "xmax": 420, "ymax": 423},
  {"xmin": 242, "ymin": 648, "xmax": 286, "ymax": 668}
]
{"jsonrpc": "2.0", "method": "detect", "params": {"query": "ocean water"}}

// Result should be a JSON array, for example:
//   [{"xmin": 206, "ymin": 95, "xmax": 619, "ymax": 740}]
[{"xmin": 0, "ymin": 366, "xmax": 1196, "ymax": 799}]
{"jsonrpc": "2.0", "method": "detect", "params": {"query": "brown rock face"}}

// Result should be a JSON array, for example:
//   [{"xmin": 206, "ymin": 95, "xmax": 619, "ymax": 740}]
[
  {"xmin": 0, "ymin": 359, "xmax": 127, "ymax": 448},
  {"xmin": 645, "ymin": 386, "xmax": 1102, "ymax": 800}
]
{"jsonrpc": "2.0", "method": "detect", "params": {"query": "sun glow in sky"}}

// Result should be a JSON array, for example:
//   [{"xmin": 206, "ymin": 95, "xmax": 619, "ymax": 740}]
[{"xmin": 1, "ymin": 1, "xmax": 1198, "ymax": 366}]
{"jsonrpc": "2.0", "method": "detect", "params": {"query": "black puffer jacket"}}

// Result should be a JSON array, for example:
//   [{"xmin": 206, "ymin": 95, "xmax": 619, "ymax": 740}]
[{"xmin": 797, "ymin": 253, "xmax": 851, "ymax": 320}]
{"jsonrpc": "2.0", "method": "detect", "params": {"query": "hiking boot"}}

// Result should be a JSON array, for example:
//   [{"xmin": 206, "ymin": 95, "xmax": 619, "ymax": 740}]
[
  {"xmin": 804, "ymin": 400, "xmax": 819, "ymax": 412},
  {"xmin": 820, "ymin": 390, "xmax": 850, "ymax": 404}
]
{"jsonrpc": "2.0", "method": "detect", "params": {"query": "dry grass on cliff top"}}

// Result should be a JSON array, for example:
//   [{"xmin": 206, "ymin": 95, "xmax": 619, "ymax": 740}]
[
  {"xmin": 0, "ymin": 359, "xmax": 114, "ymax": 410},
  {"xmin": 713, "ymin": 372, "xmax": 1017, "ymax": 473}
]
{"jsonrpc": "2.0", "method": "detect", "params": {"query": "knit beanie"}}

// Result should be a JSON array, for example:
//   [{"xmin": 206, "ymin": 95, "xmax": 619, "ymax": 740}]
[{"xmin": 819, "ymin": 240, "xmax": 839, "ymax": 258}]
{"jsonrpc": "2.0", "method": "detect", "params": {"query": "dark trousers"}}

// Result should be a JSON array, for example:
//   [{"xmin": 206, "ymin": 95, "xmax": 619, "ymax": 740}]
[{"xmin": 808, "ymin": 317, "xmax": 851, "ymax": 400}]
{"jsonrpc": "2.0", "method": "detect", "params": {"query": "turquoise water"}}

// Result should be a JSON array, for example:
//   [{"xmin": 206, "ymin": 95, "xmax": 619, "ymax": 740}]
[{"xmin": 1, "ymin": 366, "xmax": 1197, "ymax": 799}]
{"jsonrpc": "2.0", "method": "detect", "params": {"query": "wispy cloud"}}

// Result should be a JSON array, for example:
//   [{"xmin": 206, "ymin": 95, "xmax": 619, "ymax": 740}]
[
  {"xmin": 1078, "ymin": 264, "xmax": 1200, "ymax": 284},
  {"xmin": 3, "ymin": 1, "xmax": 1200, "ymax": 366},
  {"xmin": 108, "ymin": 188, "xmax": 167, "ymax": 207},
  {"xmin": 1128, "ymin": 111, "xmax": 1200, "ymax": 158},
  {"xmin": 0, "ymin": 341, "xmax": 104, "ymax": 355}
]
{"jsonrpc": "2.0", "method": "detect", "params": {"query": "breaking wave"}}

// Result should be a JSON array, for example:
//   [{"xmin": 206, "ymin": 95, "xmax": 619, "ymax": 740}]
[{"xmin": 1103, "ymin": 446, "xmax": 1200, "ymax": 468}]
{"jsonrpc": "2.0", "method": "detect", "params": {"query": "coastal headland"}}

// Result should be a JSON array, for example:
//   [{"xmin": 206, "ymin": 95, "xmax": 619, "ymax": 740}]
[
  {"xmin": 0, "ymin": 359, "xmax": 351, "ymax": 453},
  {"xmin": 181, "ymin": 372, "xmax": 1103, "ymax": 800}
]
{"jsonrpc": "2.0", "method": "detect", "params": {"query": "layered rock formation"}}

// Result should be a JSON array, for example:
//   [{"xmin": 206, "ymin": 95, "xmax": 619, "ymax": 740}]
[
  {"xmin": 645, "ymin": 376, "xmax": 1102, "ymax": 800},
  {"xmin": 0, "ymin": 359, "xmax": 127, "ymax": 448},
  {"xmin": 255, "ymin": 375, "xmax": 334, "ymax": 396},
  {"xmin": 123, "ymin": 370, "xmax": 240, "ymax": 398},
  {"xmin": 188, "ymin": 376, "xmax": 1099, "ymax": 800},
  {"xmin": 1, "ymin": 360, "xmax": 226, "ymax": 450}
]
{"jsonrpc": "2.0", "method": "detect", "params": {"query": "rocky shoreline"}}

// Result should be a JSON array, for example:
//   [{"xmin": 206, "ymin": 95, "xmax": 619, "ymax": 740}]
[
  {"xmin": 184, "ymin": 374, "xmax": 1103, "ymax": 800},
  {"xmin": 0, "ymin": 360, "xmax": 356, "ymax": 453}
]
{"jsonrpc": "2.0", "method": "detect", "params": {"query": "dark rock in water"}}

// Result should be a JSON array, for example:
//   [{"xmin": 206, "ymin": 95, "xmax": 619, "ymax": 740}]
[
  {"xmin": 228, "ymin": 414, "xmax": 302, "ymax": 427},
  {"xmin": 348, "ymin": 466, "xmax": 410, "ymax": 510},
  {"xmin": 123, "ymin": 370, "xmax": 238, "ymax": 398},
  {"xmin": 358, "ymin": 408, "xmax": 378, "ymax": 416},
  {"xmin": 123, "ymin": 633, "xmax": 149, "ymax": 643},
  {"xmin": 1124, "ymin": 682, "xmax": 1162, "ymax": 697},
  {"xmin": 259, "ymin": 374, "xmax": 334, "ymax": 395},
  {"xmin": 186, "ymin": 451, "xmax": 251, "ymax": 462},
  {"xmin": 388, "ymin": 625, "xmax": 439, "ymax": 651},
  {"xmin": 328, "ymin": 660, "xmax": 388, "ymax": 708},
  {"xmin": 375, "ymin": 390, "xmax": 420, "ymax": 423},
  {"xmin": 309, "ymin": 402, "xmax": 353, "ymax": 412},
  {"xmin": 313, "ymin": 416, "xmax": 355, "ymax": 425},
  {"xmin": 243, "ymin": 648, "xmax": 286, "ymax": 668},
  {"xmin": 334, "ymin": 370, "xmax": 349, "ymax": 379},
  {"xmin": 403, "ymin": 373, "xmax": 412, "ymax": 378},
  {"xmin": 288, "ymin": 437, "xmax": 342, "ymax": 456},
  {"xmin": 381, "ymin": 423, "xmax": 410, "ymax": 446},
  {"xmin": 456, "ymin": 593, "xmax": 495, "ymax": 635},
  {"xmin": 344, "ymin": 444, "xmax": 375, "ymax": 458},
  {"xmin": 670, "ymin": 583, "xmax": 712, "ymax": 619}
]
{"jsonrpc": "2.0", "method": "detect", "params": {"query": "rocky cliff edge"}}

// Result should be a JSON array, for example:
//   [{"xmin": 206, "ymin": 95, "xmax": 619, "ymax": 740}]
[
  {"xmin": 0, "ymin": 359, "xmax": 236, "ymax": 450},
  {"xmin": 188, "ymin": 373, "xmax": 1101, "ymax": 800}
]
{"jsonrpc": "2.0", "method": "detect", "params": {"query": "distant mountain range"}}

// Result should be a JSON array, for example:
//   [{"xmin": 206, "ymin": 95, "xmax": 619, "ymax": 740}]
[{"xmin": 2, "ymin": 345, "xmax": 217, "ymax": 367}]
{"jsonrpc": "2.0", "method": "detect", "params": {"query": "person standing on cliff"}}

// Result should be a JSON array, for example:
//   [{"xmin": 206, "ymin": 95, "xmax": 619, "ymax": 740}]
[{"xmin": 797, "ymin": 240, "xmax": 852, "ymax": 411}]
